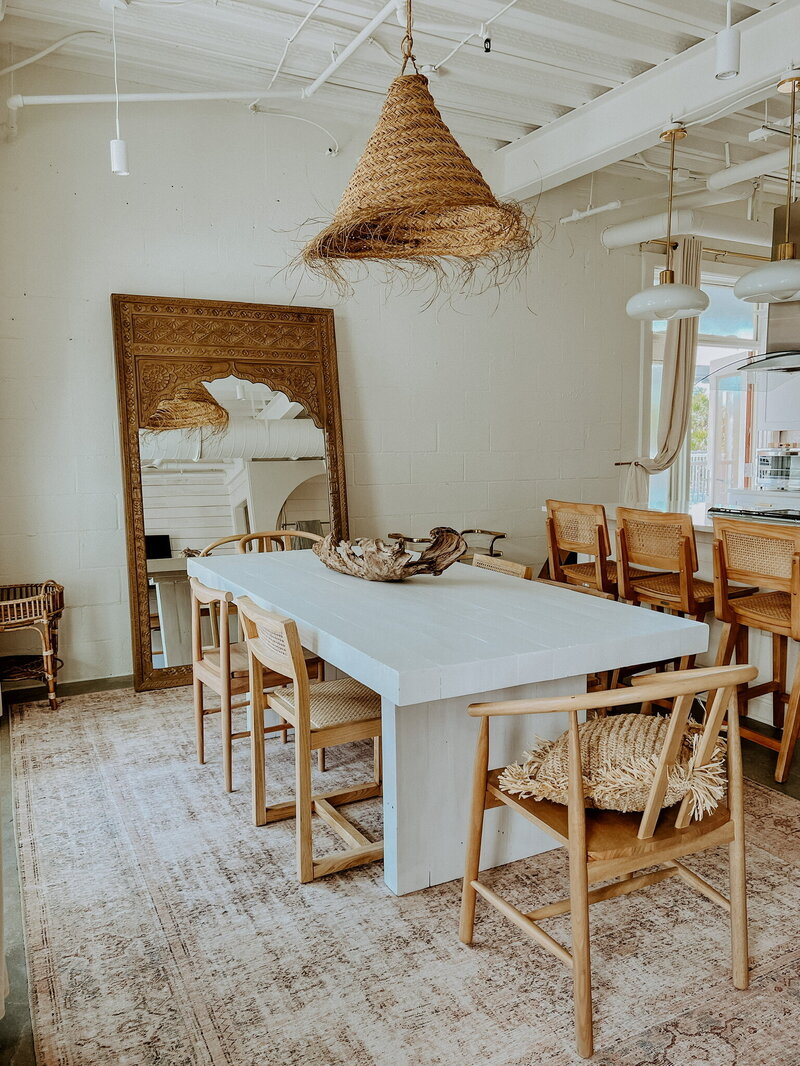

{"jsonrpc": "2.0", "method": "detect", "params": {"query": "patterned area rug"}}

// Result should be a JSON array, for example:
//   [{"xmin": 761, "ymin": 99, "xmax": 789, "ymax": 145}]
[{"xmin": 10, "ymin": 688, "xmax": 800, "ymax": 1066}]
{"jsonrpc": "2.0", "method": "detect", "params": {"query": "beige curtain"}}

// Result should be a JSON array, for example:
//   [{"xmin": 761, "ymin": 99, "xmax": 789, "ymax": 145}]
[{"xmin": 624, "ymin": 236, "xmax": 703, "ymax": 507}]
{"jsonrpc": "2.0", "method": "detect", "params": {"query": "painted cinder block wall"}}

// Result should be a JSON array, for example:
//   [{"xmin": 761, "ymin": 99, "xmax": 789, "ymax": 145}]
[{"xmin": 0, "ymin": 66, "xmax": 645, "ymax": 684}]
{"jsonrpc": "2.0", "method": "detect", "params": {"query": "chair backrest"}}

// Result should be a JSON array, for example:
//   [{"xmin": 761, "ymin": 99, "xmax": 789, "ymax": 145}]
[
  {"xmin": 616, "ymin": 506, "xmax": 698, "ymax": 572},
  {"xmin": 473, "ymin": 554, "xmax": 532, "ymax": 580},
  {"xmin": 236, "ymin": 595, "xmax": 309, "ymax": 705},
  {"xmin": 189, "ymin": 576, "xmax": 234, "ymax": 667},
  {"xmin": 713, "ymin": 516, "xmax": 800, "ymax": 591},
  {"xmin": 471, "ymin": 664, "xmax": 757, "ymax": 838},
  {"xmin": 546, "ymin": 500, "xmax": 611, "ymax": 558},
  {"xmin": 199, "ymin": 534, "xmax": 247, "ymax": 557},
  {"xmin": 238, "ymin": 530, "xmax": 323, "ymax": 554}
]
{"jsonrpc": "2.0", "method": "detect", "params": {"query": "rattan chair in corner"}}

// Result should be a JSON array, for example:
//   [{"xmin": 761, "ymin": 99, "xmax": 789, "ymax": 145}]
[
  {"xmin": 0, "ymin": 581, "xmax": 64, "ymax": 709},
  {"xmin": 459, "ymin": 663, "xmax": 757, "ymax": 1059},
  {"xmin": 713, "ymin": 516, "xmax": 800, "ymax": 782},
  {"xmin": 237, "ymin": 595, "xmax": 383, "ymax": 883}
]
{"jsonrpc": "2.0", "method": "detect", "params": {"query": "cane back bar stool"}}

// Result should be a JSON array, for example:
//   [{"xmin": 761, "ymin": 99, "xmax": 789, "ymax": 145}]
[
  {"xmin": 237, "ymin": 595, "xmax": 383, "ymax": 883},
  {"xmin": 546, "ymin": 500, "xmax": 644, "ymax": 596},
  {"xmin": 713, "ymin": 516, "xmax": 800, "ymax": 782},
  {"xmin": 0, "ymin": 581, "xmax": 65, "ymax": 709},
  {"xmin": 617, "ymin": 507, "xmax": 755, "ymax": 670},
  {"xmin": 459, "ymin": 663, "xmax": 757, "ymax": 1059},
  {"xmin": 190, "ymin": 577, "xmax": 322, "ymax": 793}
]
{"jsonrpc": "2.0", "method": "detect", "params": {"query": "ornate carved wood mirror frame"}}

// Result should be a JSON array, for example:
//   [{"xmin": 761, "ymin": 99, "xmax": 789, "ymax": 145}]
[{"xmin": 112, "ymin": 294, "xmax": 348, "ymax": 691}]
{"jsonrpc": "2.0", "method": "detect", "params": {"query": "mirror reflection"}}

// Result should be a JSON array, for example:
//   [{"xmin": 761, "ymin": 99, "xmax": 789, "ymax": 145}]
[{"xmin": 140, "ymin": 376, "xmax": 330, "ymax": 669}]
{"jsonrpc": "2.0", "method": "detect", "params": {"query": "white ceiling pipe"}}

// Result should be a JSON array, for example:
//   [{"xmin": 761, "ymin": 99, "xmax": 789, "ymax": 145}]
[
  {"xmin": 706, "ymin": 145, "xmax": 790, "ymax": 190},
  {"xmin": 602, "ymin": 208, "xmax": 771, "ymax": 250},
  {"xmin": 139, "ymin": 418, "xmax": 325, "ymax": 463},
  {"xmin": 5, "ymin": 0, "xmax": 400, "ymax": 119},
  {"xmin": 7, "ymin": 89, "xmax": 300, "ymax": 111},
  {"xmin": 563, "ymin": 181, "xmax": 753, "ymax": 226},
  {"xmin": 303, "ymin": 0, "xmax": 400, "ymax": 97}
]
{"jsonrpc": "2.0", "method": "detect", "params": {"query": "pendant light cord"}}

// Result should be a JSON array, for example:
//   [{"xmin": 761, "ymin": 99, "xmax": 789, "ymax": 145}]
[
  {"xmin": 400, "ymin": 0, "xmax": 418, "ymax": 74},
  {"xmin": 112, "ymin": 6, "xmax": 121, "ymax": 140}
]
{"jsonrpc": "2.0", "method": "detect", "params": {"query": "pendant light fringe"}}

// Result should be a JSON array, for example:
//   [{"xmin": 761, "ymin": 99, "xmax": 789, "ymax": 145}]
[{"xmin": 145, "ymin": 383, "xmax": 229, "ymax": 432}]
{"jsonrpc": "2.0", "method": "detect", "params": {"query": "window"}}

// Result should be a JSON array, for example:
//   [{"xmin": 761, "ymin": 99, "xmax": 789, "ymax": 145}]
[{"xmin": 647, "ymin": 270, "xmax": 763, "ymax": 522}]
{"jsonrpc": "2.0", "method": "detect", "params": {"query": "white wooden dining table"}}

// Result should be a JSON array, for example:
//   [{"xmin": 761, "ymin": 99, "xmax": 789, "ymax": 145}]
[{"xmin": 187, "ymin": 550, "xmax": 708, "ymax": 895}]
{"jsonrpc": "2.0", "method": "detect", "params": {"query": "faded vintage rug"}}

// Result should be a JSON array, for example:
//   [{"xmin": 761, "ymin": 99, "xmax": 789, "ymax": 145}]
[{"xmin": 10, "ymin": 688, "xmax": 800, "ymax": 1066}]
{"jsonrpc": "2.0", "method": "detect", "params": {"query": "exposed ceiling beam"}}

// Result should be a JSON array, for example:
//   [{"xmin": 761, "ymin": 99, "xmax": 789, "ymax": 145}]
[
  {"xmin": 258, "ymin": 394, "xmax": 303, "ymax": 420},
  {"xmin": 488, "ymin": 0, "xmax": 800, "ymax": 199}
]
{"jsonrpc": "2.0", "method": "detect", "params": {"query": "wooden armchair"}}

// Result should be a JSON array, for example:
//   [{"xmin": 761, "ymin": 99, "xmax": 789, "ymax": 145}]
[
  {"xmin": 237, "ymin": 530, "xmax": 323, "ymax": 553},
  {"xmin": 459, "ymin": 663, "xmax": 757, "ymax": 1059}
]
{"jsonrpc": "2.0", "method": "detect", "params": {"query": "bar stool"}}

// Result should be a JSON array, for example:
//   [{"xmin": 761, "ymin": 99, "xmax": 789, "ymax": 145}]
[
  {"xmin": 713, "ymin": 516, "xmax": 800, "ymax": 782},
  {"xmin": 546, "ymin": 500, "xmax": 643, "ymax": 596}
]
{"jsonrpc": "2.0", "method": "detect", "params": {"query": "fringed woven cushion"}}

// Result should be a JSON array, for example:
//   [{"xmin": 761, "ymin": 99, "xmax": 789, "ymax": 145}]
[{"xmin": 498, "ymin": 713, "xmax": 726, "ymax": 818}]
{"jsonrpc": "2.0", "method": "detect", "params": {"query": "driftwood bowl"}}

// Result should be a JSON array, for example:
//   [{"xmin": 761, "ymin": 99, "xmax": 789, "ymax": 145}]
[{"xmin": 313, "ymin": 527, "xmax": 467, "ymax": 582}]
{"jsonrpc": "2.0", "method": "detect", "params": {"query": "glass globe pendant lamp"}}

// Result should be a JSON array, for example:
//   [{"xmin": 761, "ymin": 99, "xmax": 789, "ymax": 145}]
[
  {"xmin": 735, "ymin": 70, "xmax": 800, "ymax": 304},
  {"xmin": 626, "ymin": 123, "xmax": 709, "ymax": 321}
]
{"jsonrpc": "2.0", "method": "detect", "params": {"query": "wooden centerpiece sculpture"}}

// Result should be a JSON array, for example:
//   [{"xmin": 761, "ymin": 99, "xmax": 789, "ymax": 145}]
[{"xmin": 313, "ymin": 527, "xmax": 467, "ymax": 582}]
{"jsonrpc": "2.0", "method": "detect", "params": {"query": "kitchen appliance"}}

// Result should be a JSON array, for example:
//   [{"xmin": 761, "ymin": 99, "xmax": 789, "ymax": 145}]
[
  {"xmin": 708, "ymin": 506, "xmax": 800, "ymax": 522},
  {"xmin": 756, "ymin": 448, "xmax": 800, "ymax": 490}
]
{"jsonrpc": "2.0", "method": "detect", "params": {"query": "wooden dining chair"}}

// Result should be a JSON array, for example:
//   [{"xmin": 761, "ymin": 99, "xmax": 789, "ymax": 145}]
[
  {"xmin": 199, "ymin": 534, "xmax": 247, "ymax": 556},
  {"xmin": 713, "ymin": 516, "xmax": 800, "ymax": 782},
  {"xmin": 459, "ymin": 663, "xmax": 757, "ymax": 1059},
  {"xmin": 472, "ymin": 554, "xmax": 532, "ymax": 580},
  {"xmin": 237, "ymin": 595, "xmax": 383, "ymax": 883},
  {"xmin": 617, "ymin": 507, "xmax": 756, "ymax": 673},
  {"xmin": 238, "ymin": 530, "xmax": 323, "ymax": 553},
  {"xmin": 546, "ymin": 500, "xmax": 630, "ymax": 596},
  {"xmin": 190, "ymin": 577, "xmax": 322, "ymax": 792}
]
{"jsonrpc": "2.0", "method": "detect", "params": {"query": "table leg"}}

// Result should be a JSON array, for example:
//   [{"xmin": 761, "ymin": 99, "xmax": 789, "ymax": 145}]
[{"xmin": 381, "ymin": 675, "xmax": 584, "ymax": 896}]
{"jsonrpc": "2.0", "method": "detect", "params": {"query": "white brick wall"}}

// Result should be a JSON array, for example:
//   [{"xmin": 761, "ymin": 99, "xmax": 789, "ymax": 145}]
[{"xmin": 0, "ymin": 64, "xmax": 646, "ymax": 683}]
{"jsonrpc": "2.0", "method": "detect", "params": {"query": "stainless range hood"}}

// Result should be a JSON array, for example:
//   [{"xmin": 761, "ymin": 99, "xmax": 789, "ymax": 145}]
[{"xmin": 757, "ymin": 204, "xmax": 800, "ymax": 371}]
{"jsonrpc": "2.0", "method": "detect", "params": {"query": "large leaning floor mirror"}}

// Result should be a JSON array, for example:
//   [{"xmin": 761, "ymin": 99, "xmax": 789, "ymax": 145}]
[{"xmin": 112, "ymin": 294, "xmax": 349, "ymax": 691}]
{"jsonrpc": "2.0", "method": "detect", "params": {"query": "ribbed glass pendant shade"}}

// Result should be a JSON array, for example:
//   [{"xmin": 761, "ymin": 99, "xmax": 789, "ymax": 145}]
[{"xmin": 626, "ymin": 281, "xmax": 709, "ymax": 321}]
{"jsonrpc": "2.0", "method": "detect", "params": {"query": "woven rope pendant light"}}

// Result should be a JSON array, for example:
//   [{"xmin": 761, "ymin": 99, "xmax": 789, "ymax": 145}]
[
  {"xmin": 145, "ymin": 383, "xmax": 229, "ymax": 431},
  {"xmin": 302, "ymin": 0, "xmax": 534, "ymax": 286}
]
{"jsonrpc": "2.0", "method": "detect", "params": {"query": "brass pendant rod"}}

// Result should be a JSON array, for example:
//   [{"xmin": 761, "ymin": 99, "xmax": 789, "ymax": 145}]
[
  {"xmin": 787, "ymin": 79, "xmax": 797, "ymax": 248},
  {"xmin": 665, "ymin": 131, "xmax": 676, "ymax": 275}
]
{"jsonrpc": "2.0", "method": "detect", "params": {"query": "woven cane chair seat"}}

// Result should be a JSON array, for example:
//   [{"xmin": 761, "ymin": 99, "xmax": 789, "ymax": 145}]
[
  {"xmin": 630, "ymin": 572, "xmax": 714, "ymax": 604},
  {"xmin": 730, "ymin": 591, "xmax": 792, "ymax": 630},
  {"xmin": 561, "ymin": 561, "xmax": 650, "ymax": 586},
  {"xmin": 271, "ymin": 677, "xmax": 381, "ymax": 729}
]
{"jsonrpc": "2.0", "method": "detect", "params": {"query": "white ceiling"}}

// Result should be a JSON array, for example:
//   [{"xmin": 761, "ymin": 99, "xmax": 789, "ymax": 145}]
[{"xmin": 0, "ymin": 0, "xmax": 796, "ymax": 197}]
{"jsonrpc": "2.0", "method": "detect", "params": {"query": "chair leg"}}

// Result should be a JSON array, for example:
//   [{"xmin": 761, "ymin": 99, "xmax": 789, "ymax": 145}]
[
  {"xmin": 459, "ymin": 719, "xmax": 489, "ymax": 946},
  {"xmin": 727, "ymin": 705, "xmax": 749, "ymax": 989},
  {"xmin": 735, "ymin": 627, "xmax": 750, "ymax": 719},
  {"xmin": 317, "ymin": 748, "xmax": 326, "ymax": 772},
  {"xmin": 295, "ymin": 722, "xmax": 315, "ymax": 883},
  {"xmin": 715, "ymin": 621, "xmax": 739, "ymax": 666},
  {"xmin": 773, "ymin": 634, "xmax": 788, "ymax": 730},
  {"xmin": 222, "ymin": 681, "xmax": 233, "ymax": 793},
  {"xmin": 194, "ymin": 677, "xmax": 205, "ymax": 764},
  {"xmin": 570, "ymin": 868, "xmax": 593, "ymax": 1059},
  {"xmin": 250, "ymin": 668, "xmax": 267, "ymax": 828},
  {"xmin": 775, "ymin": 652, "xmax": 800, "ymax": 783}
]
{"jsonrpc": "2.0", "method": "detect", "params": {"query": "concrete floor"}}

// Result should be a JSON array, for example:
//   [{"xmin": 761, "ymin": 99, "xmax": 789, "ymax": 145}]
[{"xmin": 0, "ymin": 703, "xmax": 797, "ymax": 1066}]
